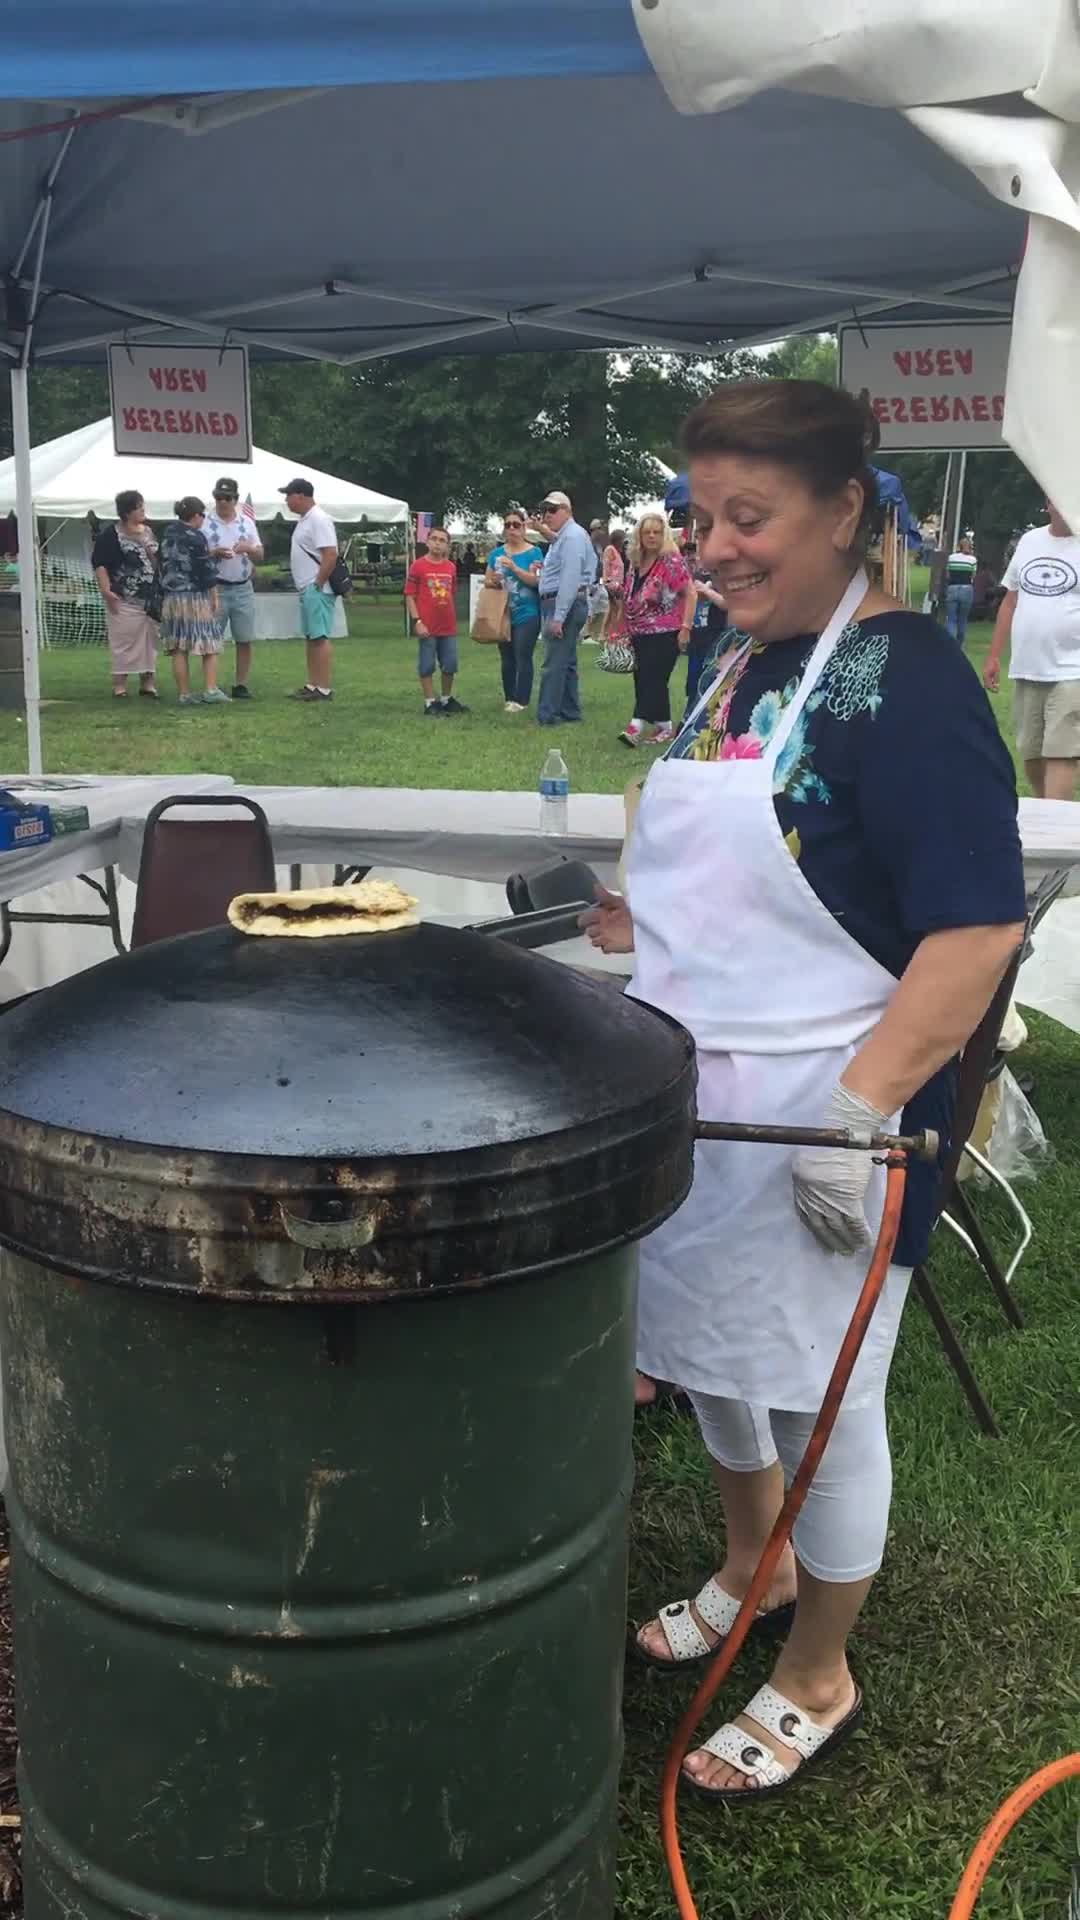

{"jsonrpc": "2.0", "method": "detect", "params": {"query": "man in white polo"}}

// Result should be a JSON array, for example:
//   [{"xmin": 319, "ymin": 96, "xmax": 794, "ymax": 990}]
[
  {"xmin": 279, "ymin": 477, "xmax": 339, "ymax": 703},
  {"xmin": 203, "ymin": 476, "xmax": 263, "ymax": 700},
  {"xmin": 985, "ymin": 501, "xmax": 1080, "ymax": 799}
]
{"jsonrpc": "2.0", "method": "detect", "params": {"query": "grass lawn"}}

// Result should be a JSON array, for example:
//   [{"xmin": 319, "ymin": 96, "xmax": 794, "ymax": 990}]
[
  {"xmin": 0, "ymin": 604, "xmax": 671, "ymax": 793},
  {"xmin": 2, "ymin": 607, "xmax": 1078, "ymax": 1918}
]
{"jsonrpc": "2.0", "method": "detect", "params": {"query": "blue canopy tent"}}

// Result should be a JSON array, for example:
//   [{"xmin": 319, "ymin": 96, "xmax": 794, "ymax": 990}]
[
  {"xmin": 4, "ymin": 0, "xmax": 1077, "ymax": 768},
  {"xmin": 664, "ymin": 466, "xmax": 921, "ymax": 544}
]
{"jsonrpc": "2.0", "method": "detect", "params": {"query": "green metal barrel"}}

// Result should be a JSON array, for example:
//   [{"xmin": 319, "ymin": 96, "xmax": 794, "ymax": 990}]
[{"xmin": 0, "ymin": 922, "xmax": 695, "ymax": 1920}]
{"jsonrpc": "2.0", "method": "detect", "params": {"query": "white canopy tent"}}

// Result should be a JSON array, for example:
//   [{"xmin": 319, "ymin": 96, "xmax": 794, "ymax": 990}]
[{"xmin": 0, "ymin": 418, "xmax": 408, "ymax": 526}]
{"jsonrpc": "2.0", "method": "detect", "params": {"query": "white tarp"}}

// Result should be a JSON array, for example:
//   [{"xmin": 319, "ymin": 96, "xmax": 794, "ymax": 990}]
[
  {"xmin": 633, "ymin": 0, "xmax": 1080, "ymax": 530},
  {"xmin": 0, "ymin": 417, "xmax": 409, "ymax": 526}
]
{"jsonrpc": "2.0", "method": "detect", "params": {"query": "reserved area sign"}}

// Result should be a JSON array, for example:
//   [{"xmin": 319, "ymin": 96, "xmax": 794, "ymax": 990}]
[
  {"xmin": 108, "ymin": 344, "xmax": 252, "ymax": 460},
  {"xmin": 838, "ymin": 321, "xmax": 1010, "ymax": 451}
]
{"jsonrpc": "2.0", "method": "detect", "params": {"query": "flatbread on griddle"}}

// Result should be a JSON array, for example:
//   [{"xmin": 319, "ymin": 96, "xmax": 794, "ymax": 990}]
[{"xmin": 228, "ymin": 879, "xmax": 420, "ymax": 939}]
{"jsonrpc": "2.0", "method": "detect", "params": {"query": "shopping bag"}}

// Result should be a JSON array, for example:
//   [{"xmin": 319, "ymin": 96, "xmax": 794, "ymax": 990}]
[{"xmin": 470, "ymin": 583, "xmax": 510, "ymax": 643}]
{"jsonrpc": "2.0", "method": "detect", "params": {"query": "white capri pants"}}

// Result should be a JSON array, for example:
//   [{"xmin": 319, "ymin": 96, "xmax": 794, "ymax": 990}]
[{"xmin": 687, "ymin": 1389, "xmax": 894, "ymax": 1583}]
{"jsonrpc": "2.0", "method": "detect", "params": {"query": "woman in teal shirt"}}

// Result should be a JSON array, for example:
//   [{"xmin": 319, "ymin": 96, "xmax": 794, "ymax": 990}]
[{"xmin": 485, "ymin": 511, "xmax": 545, "ymax": 711}]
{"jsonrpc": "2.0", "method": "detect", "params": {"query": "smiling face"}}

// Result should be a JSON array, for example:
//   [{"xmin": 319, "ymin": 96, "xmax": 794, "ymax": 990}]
[{"xmin": 690, "ymin": 454, "xmax": 864, "ymax": 644}]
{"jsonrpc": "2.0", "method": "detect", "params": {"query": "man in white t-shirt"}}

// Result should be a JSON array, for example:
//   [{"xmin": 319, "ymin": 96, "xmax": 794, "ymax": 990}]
[
  {"xmin": 203, "ymin": 477, "xmax": 264, "ymax": 700},
  {"xmin": 279, "ymin": 477, "xmax": 339, "ymax": 702},
  {"xmin": 984, "ymin": 502, "xmax": 1080, "ymax": 799}
]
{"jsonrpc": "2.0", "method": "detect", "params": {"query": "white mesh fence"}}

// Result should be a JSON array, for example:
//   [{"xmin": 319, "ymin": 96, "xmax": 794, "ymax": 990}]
[{"xmin": 39, "ymin": 518, "xmax": 106, "ymax": 647}]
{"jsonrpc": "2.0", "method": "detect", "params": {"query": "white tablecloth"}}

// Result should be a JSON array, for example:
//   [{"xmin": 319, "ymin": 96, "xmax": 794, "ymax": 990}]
[
  {"xmin": 251, "ymin": 594, "xmax": 348, "ymax": 641},
  {"xmin": 1, "ymin": 777, "xmax": 1075, "ymax": 1023},
  {"xmin": 1013, "ymin": 798, "xmax": 1080, "ymax": 893},
  {"xmin": 117, "ymin": 787, "xmax": 625, "ymax": 888},
  {"xmin": 115, "ymin": 786, "xmax": 1080, "ymax": 898}
]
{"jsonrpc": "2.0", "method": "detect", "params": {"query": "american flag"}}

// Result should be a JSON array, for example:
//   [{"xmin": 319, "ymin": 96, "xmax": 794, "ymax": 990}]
[{"xmin": 241, "ymin": 491, "xmax": 257, "ymax": 528}]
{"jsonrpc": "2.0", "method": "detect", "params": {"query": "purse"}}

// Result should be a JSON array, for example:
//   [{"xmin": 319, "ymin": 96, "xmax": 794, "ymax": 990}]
[
  {"xmin": 327, "ymin": 556, "xmax": 353, "ymax": 597},
  {"xmin": 143, "ymin": 574, "xmax": 164, "ymax": 624},
  {"xmin": 470, "ymin": 582, "xmax": 510, "ymax": 644},
  {"xmin": 597, "ymin": 639, "xmax": 634, "ymax": 674},
  {"xmin": 299, "ymin": 538, "xmax": 352, "ymax": 596}
]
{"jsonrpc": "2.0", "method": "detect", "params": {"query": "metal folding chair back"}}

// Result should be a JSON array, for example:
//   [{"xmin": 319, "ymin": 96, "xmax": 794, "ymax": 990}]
[
  {"xmin": 914, "ymin": 866, "xmax": 1071, "ymax": 1433},
  {"xmin": 505, "ymin": 858, "xmax": 602, "ymax": 917},
  {"xmin": 131, "ymin": 796, "xmax": 276, "ymax": 949}
]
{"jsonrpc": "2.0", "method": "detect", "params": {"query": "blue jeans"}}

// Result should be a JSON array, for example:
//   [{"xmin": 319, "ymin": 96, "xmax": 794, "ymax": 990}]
[
  {"xmin": 537, "ymin": 595, "xmax": 586, "ymax": 725},
  {"xmin": 500, "ymin": 613, "xmax": 540, "ymax": 706},
  {"xmin": 944, "ymin": 582, "xmax": 974, "ymax": 644},
  {"xmin": 684, "ymin": 641, "xmax": 710, "ymax": 716}
]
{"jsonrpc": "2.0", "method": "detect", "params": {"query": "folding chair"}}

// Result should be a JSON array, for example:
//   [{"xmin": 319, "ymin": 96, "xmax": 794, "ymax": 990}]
[
  {"xmin": 131, "ymin": 795, "xmax": 277, "ymax": 949},
  {"xmin": 913, "ymin": 867, "xmax": 1070, "ymax": 1434}
]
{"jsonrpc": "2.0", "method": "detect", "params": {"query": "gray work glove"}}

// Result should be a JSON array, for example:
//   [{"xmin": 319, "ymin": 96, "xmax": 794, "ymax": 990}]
[{"xmin": 791, "ymin": 1081, "xmax": 889, "ymax": 1255}]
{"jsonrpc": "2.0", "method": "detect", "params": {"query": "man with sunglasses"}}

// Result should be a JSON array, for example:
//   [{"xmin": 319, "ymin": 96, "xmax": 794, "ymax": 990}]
[
  {"xmin": 204, "ymin": 477, "xmax": 263, "ymax": 699},
  {"xmin": 536, "ymin": 491, "xmax": 596, "ymax": 727}
]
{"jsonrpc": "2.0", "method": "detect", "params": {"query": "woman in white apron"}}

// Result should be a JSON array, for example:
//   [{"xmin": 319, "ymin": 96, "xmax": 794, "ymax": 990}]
[{"xmin": 584, "ymin": 379, "xmax": 1026, "ymax": 1804}]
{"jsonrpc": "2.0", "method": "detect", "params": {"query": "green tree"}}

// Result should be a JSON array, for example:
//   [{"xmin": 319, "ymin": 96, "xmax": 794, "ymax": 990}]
[
  {"xmin": 251, "ymin": 349, "xmax": 760, "ymax": 527},
  {"xmin": 889, "ymin": 451, "xmax": 1044, "ymax": 569},
  {"xmin": 757, "ymin": 334, "xmax": 839, "ymax": 384},
  {"xmin": 0, "ymin": 367, "xmax": 109, "ymax": 462}
]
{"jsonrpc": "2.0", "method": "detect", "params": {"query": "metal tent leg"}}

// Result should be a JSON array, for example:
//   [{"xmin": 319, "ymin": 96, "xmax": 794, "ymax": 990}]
[{"xmin": 10, "ymin": 367, "xmax": 42, "ymax": 775}]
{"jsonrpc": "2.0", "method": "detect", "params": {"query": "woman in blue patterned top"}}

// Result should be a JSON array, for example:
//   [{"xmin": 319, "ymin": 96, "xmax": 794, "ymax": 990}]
[
  {"xmin": 159, "ymin": 497, "xmax": 227, "ymax": 706},
  {"xmin": 582, "ymin": 380, "xmax": 1025, "ymax": 1806}
]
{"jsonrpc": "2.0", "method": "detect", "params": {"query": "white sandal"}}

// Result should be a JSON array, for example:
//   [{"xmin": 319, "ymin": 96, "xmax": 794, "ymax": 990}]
[
  {"xmin": 634, "ymin": 1578, "xmax": 795, "ymax": 1672},
  {"xmin": 684, "ymin": 1681, "xmax": 864, "ymax": 1804}
]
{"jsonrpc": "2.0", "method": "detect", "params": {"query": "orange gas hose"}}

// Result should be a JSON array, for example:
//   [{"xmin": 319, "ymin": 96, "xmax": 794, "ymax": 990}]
[
  {"xmin": 660, "ymin": 1157, "xmax": 907, "ymax": 1920},
  {"xmin": 657, "ymin": 1158, "xmax": 1079, "ymax": 1920},
  {"xmin": 947, "ymin": 1753, "xmax": 1080, "ymax": 1918}
]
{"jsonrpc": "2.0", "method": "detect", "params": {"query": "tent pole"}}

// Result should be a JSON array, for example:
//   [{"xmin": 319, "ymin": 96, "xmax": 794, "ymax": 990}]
[
  {"xmin": 953, "ymin": 451, "xmax": 969, "ymax": 550},
  {"xmin": 10, "ymin": 369, "xmax": 43, "ymax": 776}
]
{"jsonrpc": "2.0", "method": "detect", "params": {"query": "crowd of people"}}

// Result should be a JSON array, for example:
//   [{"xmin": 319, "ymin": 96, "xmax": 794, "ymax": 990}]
[
  {"xmin": 89, "ymin": 454, "xmax": 1080, "ymax": 819},
  {"xmin": 401, "ymin": 493, "xmax": 737, "ymax": 738},
  {"xmin": 92, "ymin": 473, "xmax": 340, "ymax": 705}
]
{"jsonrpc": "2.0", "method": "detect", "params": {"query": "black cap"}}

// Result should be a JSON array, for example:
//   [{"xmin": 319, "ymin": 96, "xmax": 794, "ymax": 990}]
[
  {"xmin": 213, "ymin": 476, "xmax": 239, "ymax": 499},
  {"xmin": 279, "ymin": 477, "xmax": 314, "ymax": 498}
]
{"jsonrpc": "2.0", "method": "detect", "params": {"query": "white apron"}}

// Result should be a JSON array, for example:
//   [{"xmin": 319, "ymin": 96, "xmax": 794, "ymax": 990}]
[{"xmin": 627, "ymin": 572, "xmax": 911, "ymax": 1411}]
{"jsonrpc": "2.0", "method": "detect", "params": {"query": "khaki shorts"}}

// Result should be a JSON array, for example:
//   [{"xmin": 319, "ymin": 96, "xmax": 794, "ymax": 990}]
[{"xmin": 1012, "ymin": 678, "xmax": 1080, "ymax": 761}]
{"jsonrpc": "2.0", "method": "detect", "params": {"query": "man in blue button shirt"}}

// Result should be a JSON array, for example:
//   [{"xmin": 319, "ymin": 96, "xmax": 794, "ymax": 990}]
[{"xmin": 537, "ymin": 490, "xmax": 596, "ymax": 726}]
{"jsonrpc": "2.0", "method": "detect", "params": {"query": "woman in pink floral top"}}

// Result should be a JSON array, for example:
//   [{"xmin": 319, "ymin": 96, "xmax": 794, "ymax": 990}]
[{"xmin": 619, "ymin": 513, "xmax": 692, "ymax": 746}]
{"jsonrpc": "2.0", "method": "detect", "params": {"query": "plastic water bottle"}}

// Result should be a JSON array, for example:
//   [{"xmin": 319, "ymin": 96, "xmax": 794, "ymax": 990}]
[{"xmin": 539, "ymin": 749, "xmax": 570, "ymax": 835}]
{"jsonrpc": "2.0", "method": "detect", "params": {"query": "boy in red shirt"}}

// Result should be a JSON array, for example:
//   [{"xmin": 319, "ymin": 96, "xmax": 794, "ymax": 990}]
[{"xmin": 404, "ymin": 528, "xmax": 469, "ymax": 716}]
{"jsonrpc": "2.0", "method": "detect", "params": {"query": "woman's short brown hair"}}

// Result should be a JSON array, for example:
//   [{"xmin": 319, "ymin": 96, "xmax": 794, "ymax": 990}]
[{"xmin": 681, "ymin": 379, "xmax": 879, "ymax": 541}]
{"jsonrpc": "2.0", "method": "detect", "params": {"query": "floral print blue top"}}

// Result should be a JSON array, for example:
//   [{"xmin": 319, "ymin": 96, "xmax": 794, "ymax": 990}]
[
  {"xmin": 159, "ymin": 520, "xmax": 216, "ymax": 596},
  {"xmin": 662, "ymin": 608, "xmax": 1026, "ymax": 1267}
]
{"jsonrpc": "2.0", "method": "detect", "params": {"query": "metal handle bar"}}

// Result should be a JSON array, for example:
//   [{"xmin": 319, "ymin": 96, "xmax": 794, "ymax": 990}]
[{"xmin": 696, "ymin": 1120, "xmax": 939, "ymax": 1162}]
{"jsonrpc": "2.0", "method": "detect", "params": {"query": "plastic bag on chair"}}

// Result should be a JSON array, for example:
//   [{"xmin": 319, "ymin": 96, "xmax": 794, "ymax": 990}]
[{"xmin": 985, "ymin": 1068, "xmax": 1050, "ymax": 1184}]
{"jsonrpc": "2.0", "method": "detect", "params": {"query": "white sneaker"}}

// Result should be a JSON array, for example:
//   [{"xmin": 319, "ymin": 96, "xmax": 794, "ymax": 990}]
[{"xmin": 505, "ymin": 701, "xmax": 525, "ymax": 714}]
